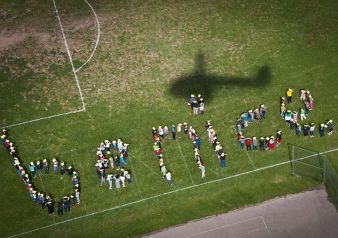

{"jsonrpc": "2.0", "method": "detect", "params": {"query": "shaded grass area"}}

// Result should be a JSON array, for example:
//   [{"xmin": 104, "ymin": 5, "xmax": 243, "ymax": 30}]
[
  {"xmin": 1, "ymin": 0, "xmax": 338, "ymax": 237},
  {"xmin": 169, "ymin": 52, "xmax": 272, "ymax": 101}
]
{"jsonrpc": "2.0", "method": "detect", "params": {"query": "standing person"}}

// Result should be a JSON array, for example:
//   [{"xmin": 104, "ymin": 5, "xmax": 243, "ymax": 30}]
[
  {"xmin": 177, "ymin": 123, "xmax": 182, "ymax": 138},
  {"xmin": 195, "ymin": 136, "xmax": 201, "ymax": 150},
  {"xmin": 197, "ymin": 94, "xmax": 203, "ymax": 105},
  {"xmin": 161, "ymin": 163, "xmax": 167, "ymax": 178},
  {"xmin": 107, "ymin": 173, "xmax": 114, "ymax": 189},
  {"xmin": 158, "ymin": 126, "xmax": 164, "ymax": 140},
  {"xmin": 280, "ymin": 103, "xmax": 286, "ymax": 118},
  {"xmin": 60, "ymin": 162, "xmax": 66, "ymax": 178},
  {"xmin": 57, "ymin": 201, "xmax": 63, "ymax": 216},
  {"xmin": 309, "ymin": 123, "xmax": 315, "ymax": 138},
  {"xmin": 67, "ymin": 166, "xmax": 74, "ymax": 177},
  {"xmin": 245, "ymin": 137, "xmax": 252, "ymax": 151},
  {"xmin": 303, "ymin": 125, "xmax": 309, "ymax": 138},
  {"xmin": 237, "ymin": 123, "xmax": 242, "ymax": 133},
  {"xmin": 163, "ymin": 126, "xmax": 169, "ymax": 139},
  {"xmin": 239, "ymin": 136, "xmax": 245, "ymax": 150},
  {"xmin": 120, "ymin": 172, "xmax": 126, "ymax": 188},
  {"xmin": 29, "ymin": 162, "xmax": 36, "ymax": 178},
  {"xmin": 269, "ymin": 136, "xmax": 275, "ymax": 151},
  {"xmin": 259, "ymin": 137, "xmax": 265, "ymax": 151},
  {"xmin": 52, "ymin": 159, "xmax": 58, "ymax": 173},
  {"xmin": 252, "ymin": 137, "xmax": 258, "ymax": 151},
  {"xmin": 114, "ymin": 174, "xmax": 121, "ymax": 189},
  {"xmin": 292, "ymin": 111, "xmax": 298, "ymax": 122},
  {"xmin": 171, "ymin": 125, "xmax": 176, "ymax": 140},
  {"xmin": 220, "ymin": 152, "xmax": 226, "ymax": 168},
  {"xmin": 189, "ymin": 94, "xmax": 195, "ymax": 108},
  {"xmin": 284, "ymin": 110, "xmax": 292, "ymax": 124},
  {"xmin": 254, "ymin": 108, "xmax": 260, "ymax": 120},
  {"xmin": 260, "ymin": 105, "xmax": 266, "ymax": 119},
  {"xmin": 296, "ymin": 123, "xmax": 301, "ymax": 136},
  {"xmin": 319, "ymin": 123, "xmax": 325, "ymax": 137},
  {"xmin": 286, "ymin": 88, "xmax": 293, "ymax": 103},
  {"xmin": 47, "ymin": 202, "xmax": 55, "ymax": 217},
  {"xmin": 119, "ymin": 153, "xmax": 127, "ymax": 168},
  {"xmin": 183, "ymin": 122, "xmax": 189, "ymax": 134},
  {"xmin": 198, "ymin": 162, "xmax": 206, "ymax": 180},
  {"xmin": 36, "ymin": 161, "xmax": 43, "ymax": 175},
  {"xmin": 300, "ymin": 89, "xmax": 306, "ymax": 101},
  {"xmin": 99, "ymin": 169, "xmax": 105, "ymax": 186},
  {"xmin": 265, "ymin": 137, "xmax": 270, "ymax": 150},
  {"xmin": 165, "ymin": 171, "xmax": 172, "ymax": 186},
  {"xmin": 75, "ymin": 189, "xmax": 80, "ymax": 204},
  {"xmin": 248, "ymin": 110, "xmax": 254, "ymax": 123},
  {"xmin": 192, "ymin": 100, "xmax": 199, "ymax": 115},
  {"xmin": 199, "ymin": 102, "xmax": 205, "ymax": 116},
  {"xmin": 44, "ymin": 159, "xmax": 50, "ymax": 174},
  {"xmin": 105, "ymin": 140, "xmax": 111, "ymax": 155},
  {"xmin": 109, "ymin": 157, "xmax": 115, "ymax": 170},
  {"xmin": 63, "ymin": 196, "xmax": 71, "ymax": 214},
  {"xmin": 152, "ymin": 127, "xmax": 157, "ymax": 141},
  {"xmin": 327, "ymin": 120, "xmax": 334, "ymax": 135},
  {"xmin": 125, "ymin": 170, "xmax": 132, "ymax": 184},
  {"xmin": 276, "ymin": 130, "xmax": 282, "ymax": 146}
]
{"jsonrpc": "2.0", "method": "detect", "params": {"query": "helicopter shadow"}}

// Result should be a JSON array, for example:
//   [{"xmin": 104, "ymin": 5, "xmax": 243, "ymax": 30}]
[{"xmin": 169, "ymin": 52, "xmax": 272, "ymax": 101}]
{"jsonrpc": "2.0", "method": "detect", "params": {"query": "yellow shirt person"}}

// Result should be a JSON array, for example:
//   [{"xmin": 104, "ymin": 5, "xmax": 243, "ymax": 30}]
[{"xmin": 286, "ymin": 88, "xmax": 294, "ymax": 103}]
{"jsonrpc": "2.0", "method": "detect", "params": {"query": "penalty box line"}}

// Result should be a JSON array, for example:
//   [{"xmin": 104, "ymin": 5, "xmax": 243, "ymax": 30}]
[
  {"xmin": 1, "ymin": 0, "xmax": 88, "ymax": 129},
  {"xmin": 7, "ymin": 147, "xmax": 338, "ymax": 238},
  {"xmin": 53, "ymin": 0, "xmax": 85, "ymax": 110},
  {"xmin": 2, "ymin": 109, "xmax": 85, "ymax": 128}
]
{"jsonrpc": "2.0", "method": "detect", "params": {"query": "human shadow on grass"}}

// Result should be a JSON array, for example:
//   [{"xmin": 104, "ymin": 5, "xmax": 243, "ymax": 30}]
[{"xmin": 169, "ymin": 52, "xmax": 272, "ymax": 101}]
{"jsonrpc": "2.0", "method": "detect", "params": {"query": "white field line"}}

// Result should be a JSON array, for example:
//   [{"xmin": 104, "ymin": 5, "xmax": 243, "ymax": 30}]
[
  {"xmin": 235, "ymin": 228, "xmax": 269, "ymax": 238},
  {"xmin": 183, "ymin": 216, "xmax": 264, "ymax": 238},
  {"xmin": 246, "ymin": 150, "xmax": 256, "ymax": 169},
  {"xmin": 176, "ymin": 140, "xmax": 195, "ymax": 185},
  {"xmin": 53, "ymin": 0, "xmax": 85, "ymax": 110},
  {"xmin": 129, "ymin": 154, "xmax": 163, "ymax": 179},
  {"xmin": 261, "ymin": 216, "xmax": 272, "ymax": 238},
  {"xmin": 1, "ymin": 0, "xmax": 88, "ymax": 129},
  {"xmin": 74, "ymin": 0, "xmax": 100, "ymax": 73},
  {"xmin": 2, "ymin": 108, "xmax": 85, "ymax": 128},
  {"xmin": 7, "ymin": 147, "xmax": 338, "ymax": 238}
]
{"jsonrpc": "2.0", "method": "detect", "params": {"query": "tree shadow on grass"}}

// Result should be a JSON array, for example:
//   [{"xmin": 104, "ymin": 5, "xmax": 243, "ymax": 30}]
[{"xmin": 169, "ymin": 52, "xmax": 272, "ymax": 101}]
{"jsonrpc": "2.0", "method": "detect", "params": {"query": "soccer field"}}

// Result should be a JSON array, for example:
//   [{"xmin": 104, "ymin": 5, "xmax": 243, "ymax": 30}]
[{"xmin": 1, "ymin": 0, "xmax": 338, "ymax": 237}]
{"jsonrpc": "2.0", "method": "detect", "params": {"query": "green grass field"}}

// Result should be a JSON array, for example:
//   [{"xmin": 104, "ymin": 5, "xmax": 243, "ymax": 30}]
[{"xmin": 1, "ymin": 0, "xmax": 338, "ymax": 237}]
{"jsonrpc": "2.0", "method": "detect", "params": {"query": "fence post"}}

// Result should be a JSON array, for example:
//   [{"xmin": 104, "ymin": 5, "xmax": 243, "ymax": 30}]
[
  {"xmin": 292, "ymin": 144, "xmax": 295, "ymax": 175},
  {"xmin": 323, "ymin": 158, "xmax": 326, "ymax": 184}
]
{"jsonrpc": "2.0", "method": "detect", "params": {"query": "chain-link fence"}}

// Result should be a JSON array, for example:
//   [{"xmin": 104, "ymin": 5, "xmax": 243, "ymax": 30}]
[{"xmin": 288, "ymin": 143, "xmax": 338, "ymax": 210}]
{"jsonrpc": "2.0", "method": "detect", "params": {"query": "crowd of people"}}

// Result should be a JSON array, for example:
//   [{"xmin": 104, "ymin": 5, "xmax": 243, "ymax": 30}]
[
  {"xmin": 153, "ymin": 122, "xmax": 209, "ymax": 180},
  {"xmin": 235, "ymin": 105, "xmax": 282, "ymax": 151},
  {"xmin": 153, "ymin": 121, "xmax": 229, "ymax": 181},
  {"xmin": 205, "ymin": 120, "xmax": 227, "ymax": 167},
  {"xmin": 1, "ymin": 128, "xmax": 80, "ymax": 217},
  {"xmin": 281, "ymin": 89, "xmax": 314, "ymax": 122},
  {"xmin": 281, "ymin": 89, "xmax": 334, "ymax": 138},
  {"xmin": 188, "ymin": 94, "xmax": 205, "ymax": 115},
  {"xmin": 152, "ymin": 126, "xmax": 173, "ymax": 185},
  {"xmin": 95, "ymin": 139, "xmax": 132, "ymax": 190},
  {"xmin": 186, "ymin": 123, "xmax": 206, "ymax": 179}
]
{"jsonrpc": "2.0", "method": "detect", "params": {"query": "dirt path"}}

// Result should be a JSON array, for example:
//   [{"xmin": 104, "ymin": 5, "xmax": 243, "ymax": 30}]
[{"xmin": 142, "ymin": 189, "xmax": 338, "ymax": 238}]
